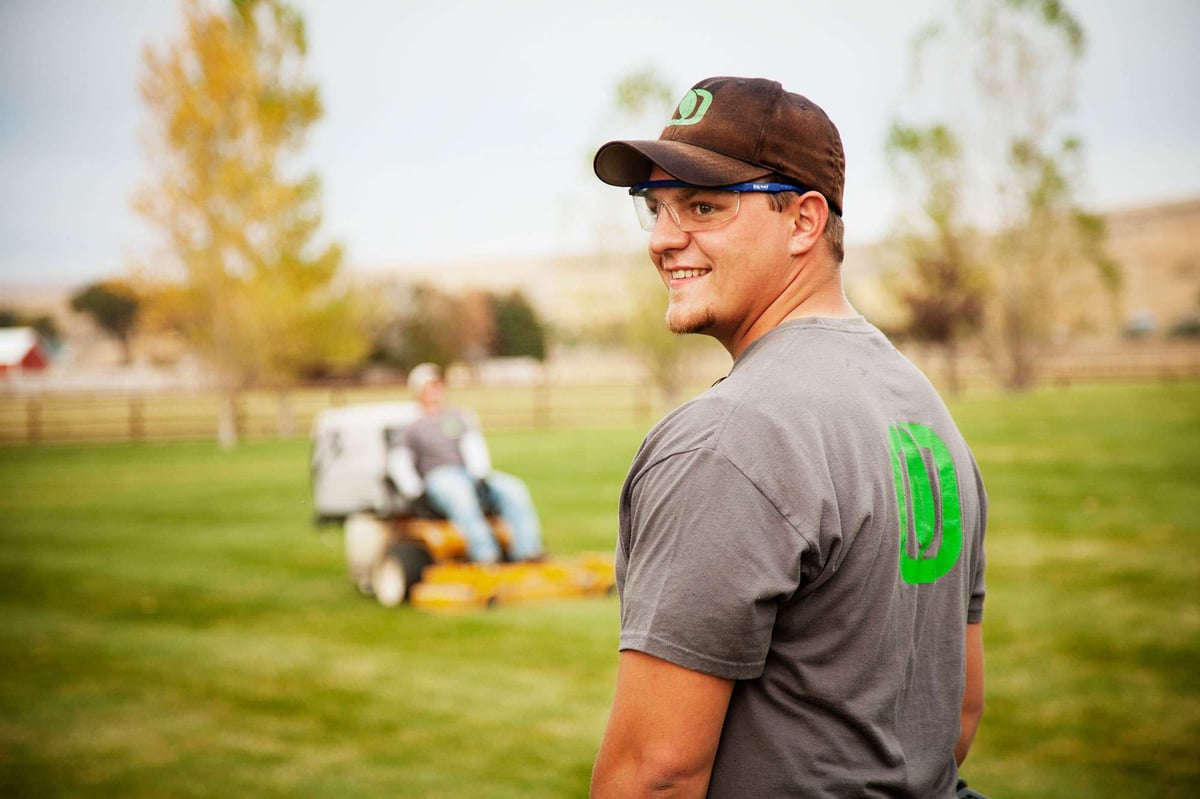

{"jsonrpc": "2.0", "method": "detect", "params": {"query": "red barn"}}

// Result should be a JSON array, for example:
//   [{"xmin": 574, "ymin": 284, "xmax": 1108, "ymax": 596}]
[{"xmin": 0, "ymin": 327, "xmax": 51, "ymax": 376}]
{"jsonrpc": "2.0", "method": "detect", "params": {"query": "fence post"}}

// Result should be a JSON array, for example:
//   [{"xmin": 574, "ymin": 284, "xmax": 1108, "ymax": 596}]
[
  {"xmin": 277, "ymin": 389, "xmax": 295, "ymax": 439},
  {"xmin": 633, "ymin": 383, "xmax": 651, "ymax": 426},
  {"xmin": 534, "ymin": 378, "xmax": 551, "ymax": 428},
  {"xmin": 26, "ymin": 397, "xmax": 41, "ymax": 444},
  {"xmin": 217, "ymin": 391, "xmax": 239, "ymax": 449},
  {"xmin": 130, "ymin": 395, "xmax": 144, "ymax": 442}
]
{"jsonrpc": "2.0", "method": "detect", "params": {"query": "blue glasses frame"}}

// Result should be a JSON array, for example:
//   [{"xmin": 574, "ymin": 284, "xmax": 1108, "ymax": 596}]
[{"xmin": 628, "ymin": 180, "xmax": 806, "ymax": 196}]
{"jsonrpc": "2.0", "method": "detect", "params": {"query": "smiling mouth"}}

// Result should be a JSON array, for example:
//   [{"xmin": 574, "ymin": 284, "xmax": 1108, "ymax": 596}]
[{"xmin": 668, "ymin": 268, "xmax": 709, "ymax": 280}]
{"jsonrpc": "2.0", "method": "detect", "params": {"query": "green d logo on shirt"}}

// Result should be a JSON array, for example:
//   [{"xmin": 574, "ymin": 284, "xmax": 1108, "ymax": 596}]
[{"xmin": 887, "ymin": 423, "xmax": 964, "ymax": 585}]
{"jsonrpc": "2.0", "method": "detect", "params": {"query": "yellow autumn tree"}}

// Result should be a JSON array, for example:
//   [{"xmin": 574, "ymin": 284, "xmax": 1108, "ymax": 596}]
[{"xmin": 135, "ymin": 0, "xmax": 366, "ymax": 446}]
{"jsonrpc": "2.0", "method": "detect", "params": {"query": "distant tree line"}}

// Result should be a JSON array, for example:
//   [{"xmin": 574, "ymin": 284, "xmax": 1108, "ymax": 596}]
[
  {"xmin": 10, "ymin": 0, "xmax": 1194, "ymax": 451},
  {"xmin": 69, "ymin": 280, "xmax": 140, "ymax": 364},
  {"xmin": 357, "ymin": 281, "xmax": 547, "ymax": 375},
  {"xmin": 0, "ymin": 309, "xmax": 60, "ymax": 347},
  {"xmin": 39, "ymin": 277, "xmax": 547, "ymax": 379}
]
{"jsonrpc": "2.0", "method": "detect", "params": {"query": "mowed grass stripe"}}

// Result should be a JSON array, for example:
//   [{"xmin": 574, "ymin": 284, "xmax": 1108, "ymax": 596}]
[{"xmin": 0, "ymin": 381, "xmax": 1197, "ymax": 797}]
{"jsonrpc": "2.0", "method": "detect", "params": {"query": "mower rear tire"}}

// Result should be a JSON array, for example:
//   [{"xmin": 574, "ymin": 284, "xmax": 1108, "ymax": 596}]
[{"xmin": 372, "ymin": 542, "xmax": 434, "ymax": 607}]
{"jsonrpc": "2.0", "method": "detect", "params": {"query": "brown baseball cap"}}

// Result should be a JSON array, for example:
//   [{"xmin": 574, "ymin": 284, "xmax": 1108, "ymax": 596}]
[{"xmin": 593, "ymin": 76, "xmax": 845, "ymax": 216}]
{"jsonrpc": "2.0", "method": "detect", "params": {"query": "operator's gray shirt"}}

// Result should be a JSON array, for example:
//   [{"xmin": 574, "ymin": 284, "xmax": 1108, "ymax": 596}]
[
  {"xmin": 402, "ymin": 410, "xmax": 473, "ymax": 477},
  {"xmin": 616, "ymin": 316, "xmax": 987, "ymax": 798}
]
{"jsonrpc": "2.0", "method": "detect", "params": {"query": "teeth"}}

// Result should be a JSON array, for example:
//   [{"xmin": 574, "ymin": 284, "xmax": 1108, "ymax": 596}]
[{"xmin": 669, "ymin": 269, "xmax": 707, "ymax": 279}]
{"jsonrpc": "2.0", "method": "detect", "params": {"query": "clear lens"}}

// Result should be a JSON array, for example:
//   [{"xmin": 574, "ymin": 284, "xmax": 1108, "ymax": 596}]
[
  {"xmin": 631, "ymin": 187, "xmax": 741, "ymax": 232},
  {"xmin": 632, "ymin": 193, "xmax": 661, "ymax": 231}
]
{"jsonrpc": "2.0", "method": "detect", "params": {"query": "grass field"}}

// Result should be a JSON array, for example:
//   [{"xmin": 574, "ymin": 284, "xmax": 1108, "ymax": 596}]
[{"xmin": 1, "ymin": 380, "xmax": 1197, "ymax": 797}]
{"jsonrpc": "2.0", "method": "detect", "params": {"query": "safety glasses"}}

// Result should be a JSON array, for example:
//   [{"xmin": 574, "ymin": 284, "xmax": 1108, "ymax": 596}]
[{"xmin": 629, "ymin": 180, "xmax": 805, "ymax": 232}]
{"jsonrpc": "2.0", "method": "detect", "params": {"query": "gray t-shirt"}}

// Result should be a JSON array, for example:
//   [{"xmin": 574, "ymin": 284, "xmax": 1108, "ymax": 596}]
[
  {"xmin": 401, "ymin": 409, "xmax": 474, "ymax": 477},
  {"xmin": 616, "ymin": 317, "xmax": 987, "ymax": 798}
]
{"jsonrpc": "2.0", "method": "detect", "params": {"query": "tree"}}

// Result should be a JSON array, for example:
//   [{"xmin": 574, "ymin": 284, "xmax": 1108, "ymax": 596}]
[
  {"xmin": 625, "ymin": 268, "xmax": 698, "ymax": 406},
  {"xmin": 70, "ymin": 280, "xmax": 141, "ymax": 364},
  {"xmin": 613, "ymin": 67, "xmax": 676, "ymax": 125},
  {"xmin": 368, "ymin": 282, "xmax": 480, "ymax": 373},
  {"xmin": 491, "ymin": 291, "xmax": 546, "ymax": 361},
  {"xmin": 885, "ymin": 124, "xmax": 987, "ymax": 394},
  {"xmin": 0, "ymin": 309, "xmax": 60, "ymax": 346},
  {"xmin": 894, "ymin": 0, "xmax": 1120, "ymax": 390},
  {"xmin": 458, "ymin": 289, "xmax": 498, "ymax": 369},
  {"xmin": 607, "ymin": 68, "xmax": 713, "ymax": 402},
  {"xmin": 135, "ymin": 0, "xmax": 366, "ymax": 446},
  {"xmin": 364, "ymin": 283, "xmax": 547, "ymax": 375}
]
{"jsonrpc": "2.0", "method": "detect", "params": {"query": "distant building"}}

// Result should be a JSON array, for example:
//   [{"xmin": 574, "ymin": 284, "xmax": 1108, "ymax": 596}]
[{"xmin": 0, "ymin": 327, "xmax": 51, "ymax": 376}]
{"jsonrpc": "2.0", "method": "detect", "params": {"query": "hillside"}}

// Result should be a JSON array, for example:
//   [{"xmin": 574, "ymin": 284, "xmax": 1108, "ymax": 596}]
[
  {"xmin": 1103, "ymin": 198, "xmax": 1200, "ymax": 330},
  {"xmin": 354, "ymin": 196, "xmax": 1200, "ymax": 338},
  {"xmin": 3, "ymin": 197, "xmax": 1198, "ymax": 368}
]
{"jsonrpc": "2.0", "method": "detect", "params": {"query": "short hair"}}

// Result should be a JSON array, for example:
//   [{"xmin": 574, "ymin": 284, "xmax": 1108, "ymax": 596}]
[
  {"xmin": 407, "ymin": 362, "xmax": 443, "ymax": 394},
  {"xmin": 766, "ymin": 189, "xmax": 845, "ymax": 263}
]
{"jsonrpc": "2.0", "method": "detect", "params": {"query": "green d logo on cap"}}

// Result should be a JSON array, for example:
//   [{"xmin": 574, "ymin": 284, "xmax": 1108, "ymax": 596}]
[{"xmin": 668, "ymin": 88, "xmax": 713, "ymax": 127}]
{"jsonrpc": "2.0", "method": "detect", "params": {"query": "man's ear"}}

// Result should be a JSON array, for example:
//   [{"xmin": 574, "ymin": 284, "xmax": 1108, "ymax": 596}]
[{"xmin": 788, "ymin": 192, "xmax": 829, "ymax": 257}]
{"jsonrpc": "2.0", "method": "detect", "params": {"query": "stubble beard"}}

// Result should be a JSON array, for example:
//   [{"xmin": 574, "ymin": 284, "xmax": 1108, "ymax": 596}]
[{"xmin": 665, "ymin": 304, "xmax": 716, "ymax": 336}]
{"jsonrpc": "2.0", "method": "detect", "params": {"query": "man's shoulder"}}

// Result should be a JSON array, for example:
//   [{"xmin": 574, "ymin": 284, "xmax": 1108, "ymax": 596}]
[
  {"xmin": 638, "ymin": 374, "xmax": 796, "ymax": 468},
  {"xmin": 641, "ymin": 390, "xmax": 737, "ymax": 456}
]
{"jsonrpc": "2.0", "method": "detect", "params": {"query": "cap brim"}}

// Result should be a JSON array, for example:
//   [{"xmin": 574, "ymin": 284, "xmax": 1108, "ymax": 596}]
[{"xmin": 594, "ymin": 140, "xmax": 771, "ymax": 187}]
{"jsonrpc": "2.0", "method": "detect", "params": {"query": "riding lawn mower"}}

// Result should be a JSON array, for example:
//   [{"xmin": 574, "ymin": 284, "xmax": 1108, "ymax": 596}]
[{"xmin": 310, "ymin": 401, "xmax": 614, "ymax": 611}]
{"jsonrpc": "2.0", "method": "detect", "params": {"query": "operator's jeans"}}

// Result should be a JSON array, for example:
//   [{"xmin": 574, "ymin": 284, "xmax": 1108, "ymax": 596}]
[{"xmin": 423, "ymin": 465, "xmax": 544, "ymax": 564}]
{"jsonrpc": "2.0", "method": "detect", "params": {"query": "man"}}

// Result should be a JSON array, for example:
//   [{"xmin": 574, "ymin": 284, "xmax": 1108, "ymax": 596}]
[
  {"xmin": 387, "ymin": 363, "xmax": 544, "ymax": 564},
  {"xmin": 589, "ymin": 77, "xmax": 986, "ymax": 798}
]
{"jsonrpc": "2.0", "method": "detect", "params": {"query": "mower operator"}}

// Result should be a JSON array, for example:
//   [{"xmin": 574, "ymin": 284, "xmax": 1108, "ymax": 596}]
[
  {"xmin": 588, "ymin": 77, "xmax": 988, "ymax": 798},
  {"xmin": 387, "ymin": 363, "xmax": 544, "ymax": 564}
]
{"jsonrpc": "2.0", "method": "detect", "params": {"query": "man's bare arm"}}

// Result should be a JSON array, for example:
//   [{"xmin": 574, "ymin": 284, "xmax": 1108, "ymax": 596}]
[
  {"xmin": 956, "ymin": 622, "xmax": 985, "ymax": 765},
  {"xmin": 590, "ymin": 650, "xmax": 734, "ymax": 798}
]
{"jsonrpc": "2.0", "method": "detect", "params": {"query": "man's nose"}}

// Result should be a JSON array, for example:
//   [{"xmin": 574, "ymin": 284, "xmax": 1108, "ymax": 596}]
[{"xmin": 648, "ymin": 203, "xmax": 689, "ymax": 254}]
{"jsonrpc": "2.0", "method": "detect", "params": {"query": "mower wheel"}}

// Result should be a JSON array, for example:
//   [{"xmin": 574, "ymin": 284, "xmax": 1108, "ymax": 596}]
[
  {"xmin": 344, "ymin": 513, "xmax": 390, "ymax": 595},
  {"xmin": 372, "ymin": 542, "xmax": 434, "ymax": 607}
]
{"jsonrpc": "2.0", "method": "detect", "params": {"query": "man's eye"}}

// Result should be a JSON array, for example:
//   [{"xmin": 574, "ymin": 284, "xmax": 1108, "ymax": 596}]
[{"xmin": 694, "ymin": 202, "xmax": 717, "ymax": 216}]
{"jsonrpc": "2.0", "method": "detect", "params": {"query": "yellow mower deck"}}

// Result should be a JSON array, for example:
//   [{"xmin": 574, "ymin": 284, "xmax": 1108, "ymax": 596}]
[
  {"xmin": 344, "ymin": 512, "xmax": 614, "ymax": 611},
  {"xmin": 410, "ymin": 553, "xmax": 616, "ymax": 611}
]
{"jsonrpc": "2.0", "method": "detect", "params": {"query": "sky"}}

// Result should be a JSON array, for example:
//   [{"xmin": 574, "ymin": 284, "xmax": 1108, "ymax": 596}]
[{"xmin": 1, "ymin": 0, "xmax": 1198, "ymax": 290}]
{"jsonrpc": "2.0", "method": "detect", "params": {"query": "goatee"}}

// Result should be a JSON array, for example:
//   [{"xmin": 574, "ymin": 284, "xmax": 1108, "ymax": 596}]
[{"xmin": 665, "ymin": 307, "xmax": 716, "ymax": 335}]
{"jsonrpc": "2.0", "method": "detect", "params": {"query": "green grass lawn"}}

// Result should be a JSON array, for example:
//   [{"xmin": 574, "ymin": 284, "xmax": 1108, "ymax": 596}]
[{"xmin": 0, "ymin": 381, "xmax": 1197, "ymax": 797}]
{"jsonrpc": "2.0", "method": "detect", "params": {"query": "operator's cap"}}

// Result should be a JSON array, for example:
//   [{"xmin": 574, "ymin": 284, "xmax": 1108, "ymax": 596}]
[
  {"xmin": 593, "ymin": 76, "xmax": 845, "ymax": 216},
  {"xmin": 407, "ymin": 362, "xmax": 442, "ymax": 394}
]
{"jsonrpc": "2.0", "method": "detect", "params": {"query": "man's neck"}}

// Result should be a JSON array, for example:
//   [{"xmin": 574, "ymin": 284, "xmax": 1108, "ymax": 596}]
[{"xmin": 725, "ymin": 261, "xmax": 856, "ymax": 359}]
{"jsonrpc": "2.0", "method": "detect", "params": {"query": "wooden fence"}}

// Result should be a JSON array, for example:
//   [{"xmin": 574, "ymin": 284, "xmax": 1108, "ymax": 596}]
[
  {"xmin": 902, "ymin": 339, "xmax": 1200, "ymax": 391},
  {"xmin": 2, "ymin": 342, "xmax": 1197, "ymax": 445},
  {"xmin": 0, "ymin": 381, "xmax": 681, "ymax": 445}
]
